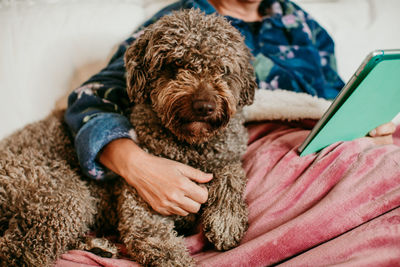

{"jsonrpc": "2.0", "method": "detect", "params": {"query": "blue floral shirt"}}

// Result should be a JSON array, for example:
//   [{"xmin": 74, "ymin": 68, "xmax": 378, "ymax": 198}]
[{"xmin": 65, "ymin": 0, "xmax": 344, "ymax": 180}]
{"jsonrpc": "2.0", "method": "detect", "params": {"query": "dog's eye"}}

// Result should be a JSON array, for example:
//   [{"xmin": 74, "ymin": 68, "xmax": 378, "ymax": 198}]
[
  {"xmin": 174, "ymin": 59, "xmax": 184, "ymax": 67},
  {"xmin": 162, "ymin": 63, "xmax": 178, "ymax": 79}
]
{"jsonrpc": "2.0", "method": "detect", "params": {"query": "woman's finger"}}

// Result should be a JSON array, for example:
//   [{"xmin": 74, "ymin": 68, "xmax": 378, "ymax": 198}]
[
  {"xmin": 169, "ymin": 206, "xmax": 189, "ymax": 217},
  {"xmin": 180, "ymin": 179, "xmax": 209, "ymax": 204},
  {"xmin": 369, "ymin": 122, "xmax": 396, "ymax": 137},
  {"xmin": 364, "ymin": 135, "xmax": 394, "ymax": 145},
  {"xmin": 179, "ymin": 196, "xmax": 202, "ymax": 214}
]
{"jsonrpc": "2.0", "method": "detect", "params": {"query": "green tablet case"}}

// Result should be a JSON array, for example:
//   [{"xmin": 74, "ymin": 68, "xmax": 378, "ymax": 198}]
[{"xmin": 299, "ymin": 51, "xmax": 400, "ymax": 156}]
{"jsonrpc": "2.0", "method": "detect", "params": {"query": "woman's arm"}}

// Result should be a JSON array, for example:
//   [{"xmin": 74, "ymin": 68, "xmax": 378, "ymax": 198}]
[
  {"xmin": 64, "ymin": 0, "xmax": 185, "ymax": 180},
  {"xmin": 295, "ymin": 1, "xmax": 345, "ymax": 99},
  {"xmin": 64, "ymin": 37, "xmax": 136, "ymax": 180}
]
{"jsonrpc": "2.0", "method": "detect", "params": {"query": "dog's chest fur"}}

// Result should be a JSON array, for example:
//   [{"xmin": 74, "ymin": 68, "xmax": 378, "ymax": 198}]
[{"xmin": 129, "ymin": 104, "xmax": 248, "ymax": 173}]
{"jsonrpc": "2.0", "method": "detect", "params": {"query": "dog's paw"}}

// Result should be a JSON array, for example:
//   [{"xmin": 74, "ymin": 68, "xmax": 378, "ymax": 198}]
[
  {"xmin": 136, "ymin": 247, "xmax": 196, "ymax": 267},
  {"xmin": 202, "ymin": 203, "xmax": 248, "ymax": 251},
  {"xmin": 77, "ymin": 236, "xmax": 119, "ymax": 258},
  {"xmin": 154, "ymin": 254, "xmax": 196, "ymax": 267},
  {"xmin": 125, "ymin": 235, "xmax": 196, "ymax": 267}
]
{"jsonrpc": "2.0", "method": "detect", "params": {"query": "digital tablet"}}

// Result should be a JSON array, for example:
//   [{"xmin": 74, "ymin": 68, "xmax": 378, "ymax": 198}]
[{"xmin": 298, "ymin": 49, "xmax": 400, "ymax": 156}]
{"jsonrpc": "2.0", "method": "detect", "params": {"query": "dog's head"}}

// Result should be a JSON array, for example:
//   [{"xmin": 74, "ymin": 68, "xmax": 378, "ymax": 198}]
[{"xmin": 125, "ymin": 9, "xmax": 257, "ymax": 144}]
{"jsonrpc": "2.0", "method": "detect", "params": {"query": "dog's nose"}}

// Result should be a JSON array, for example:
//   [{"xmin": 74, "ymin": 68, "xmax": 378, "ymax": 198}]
[{"xmin": 192, "ymin": 100, "xmax": 216, "ymax": 116}]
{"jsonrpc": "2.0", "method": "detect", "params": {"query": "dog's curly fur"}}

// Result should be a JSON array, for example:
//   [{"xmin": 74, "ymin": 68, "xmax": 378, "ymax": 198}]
[{"xmin": 0, "ymin": 9, "xmax": 256, "ymax": 267}]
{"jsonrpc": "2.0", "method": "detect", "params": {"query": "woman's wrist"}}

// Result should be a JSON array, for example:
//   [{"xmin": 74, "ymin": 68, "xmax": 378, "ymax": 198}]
[{"xmin": 99, "ymin": 138, "xmax": 147, "ymax": 181}]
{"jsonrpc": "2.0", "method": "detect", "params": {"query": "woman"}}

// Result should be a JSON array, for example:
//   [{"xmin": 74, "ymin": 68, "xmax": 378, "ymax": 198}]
[{"xmin": 65, "ymin": 0, "xmax": 395, "ymax": 217}]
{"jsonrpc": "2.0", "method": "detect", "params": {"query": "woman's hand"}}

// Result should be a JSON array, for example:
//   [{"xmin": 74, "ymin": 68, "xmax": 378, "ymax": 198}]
[
  {"xmin": 366, "ymin": 121, "xmax": 397, "ymax": 145},
  {"xmin": 99, "ymin": 138, "xmax": 213, "ymax": 216}
]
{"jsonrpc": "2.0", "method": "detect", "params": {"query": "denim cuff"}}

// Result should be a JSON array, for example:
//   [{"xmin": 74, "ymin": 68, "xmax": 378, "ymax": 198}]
[{"xmin": 75, "ymin": 113, "xmax": 135, "ymax": 180}]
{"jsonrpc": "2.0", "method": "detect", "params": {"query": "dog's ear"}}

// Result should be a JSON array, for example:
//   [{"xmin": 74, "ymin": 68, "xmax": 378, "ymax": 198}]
[
  {"xmin": 124, "ymin": 36, "xmax": 150, "ymax": 104},
  {"xmin": 238, "ymin": 50, "xmax": 257, "ymax": 107}
]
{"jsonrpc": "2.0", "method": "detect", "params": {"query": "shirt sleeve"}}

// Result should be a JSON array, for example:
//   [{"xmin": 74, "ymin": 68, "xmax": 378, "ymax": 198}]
[
  {"xmin": 296, "ymin": 2, "xmax": 345, "ymax": 98},
  {"xmin": 64, "ymin": 36, "xmax": 138, "ymax": 180}
]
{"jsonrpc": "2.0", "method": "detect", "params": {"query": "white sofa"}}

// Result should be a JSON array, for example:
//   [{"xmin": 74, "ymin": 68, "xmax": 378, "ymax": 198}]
[{"xmin": 1, "ymin": 0, "xmax": 399, "ymax": 139}]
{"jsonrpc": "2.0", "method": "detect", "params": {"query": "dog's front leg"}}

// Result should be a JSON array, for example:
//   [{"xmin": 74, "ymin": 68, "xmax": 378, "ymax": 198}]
[
  {"xmin": 201, "ymin": 162, "xmax": 248, "ymax": 251},
  {"xmin": 117, "ymin": 181, "xmax": 196, "ymax": 267}
]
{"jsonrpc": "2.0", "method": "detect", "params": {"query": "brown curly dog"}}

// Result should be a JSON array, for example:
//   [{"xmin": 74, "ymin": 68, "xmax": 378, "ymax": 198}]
[{"xmin": 0, "ymin": 9, "xmax": 256, "ymax": 267}]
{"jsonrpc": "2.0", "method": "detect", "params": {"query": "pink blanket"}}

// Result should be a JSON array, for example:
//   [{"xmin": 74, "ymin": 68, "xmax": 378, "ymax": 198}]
[{"xmin": 56, "ymin": 121, "xmax": 400, "ymax": 267}]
